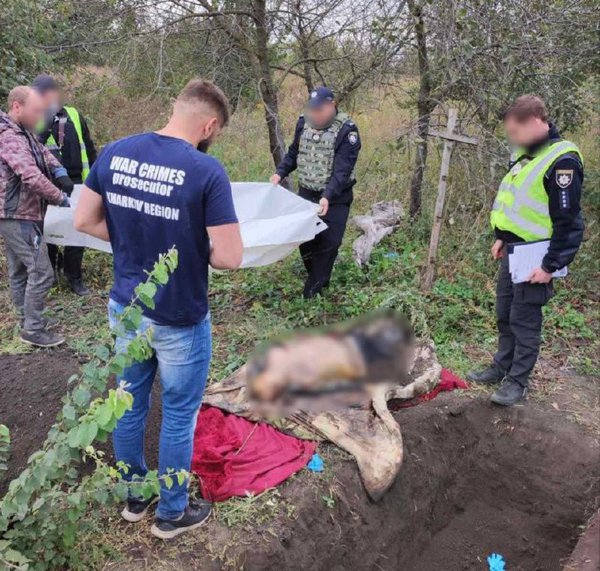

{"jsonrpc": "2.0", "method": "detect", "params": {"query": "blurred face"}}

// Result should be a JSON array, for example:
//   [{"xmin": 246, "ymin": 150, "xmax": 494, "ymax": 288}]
[
  {"xmin": 39, "ymin": 88, "xmax": 62, "ymax": 116},
  {"xmin": 504, "ymin": 116, "xmax": 549, "ymax": 148},
  {"xmin": 307, "ymin": 101, "xmax": 337, "ymax": 128},
  {"xmin": 10, "ymin": 89, "xmax": 46, "ymax": 131}
]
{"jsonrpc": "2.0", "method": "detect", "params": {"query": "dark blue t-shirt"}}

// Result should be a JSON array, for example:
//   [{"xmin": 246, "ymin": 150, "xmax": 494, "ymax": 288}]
[{"xmin": 86, "ymin": 132, "xmax": 238, "ymax": 325}]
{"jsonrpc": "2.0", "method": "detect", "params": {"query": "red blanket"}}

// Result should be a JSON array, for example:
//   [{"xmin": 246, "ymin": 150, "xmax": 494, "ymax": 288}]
[
  {"xmin": 390, "ymin": 368, "xmax": 469, "ymax": 410},
  {"xmin": 192, "ymin": 405, "xmax": 317, "ymax": 502},
  {"xmin": 192, "ymin": 369, "xmax": 467, "ymax": 502}
]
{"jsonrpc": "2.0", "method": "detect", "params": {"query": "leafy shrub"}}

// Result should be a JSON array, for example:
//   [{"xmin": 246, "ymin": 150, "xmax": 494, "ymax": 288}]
[{"xmin": 0, "ymin": 249, "xmax": 184, "ymax": 570}]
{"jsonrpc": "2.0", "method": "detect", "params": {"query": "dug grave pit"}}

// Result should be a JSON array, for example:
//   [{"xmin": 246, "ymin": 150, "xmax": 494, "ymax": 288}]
[
  {"xmin": 224, "ymin": 394, "xmax": 599, "ymax": 571},
  {"xmin": 0, "ymin": 350, "xmax": 598, "ymax": 570}
]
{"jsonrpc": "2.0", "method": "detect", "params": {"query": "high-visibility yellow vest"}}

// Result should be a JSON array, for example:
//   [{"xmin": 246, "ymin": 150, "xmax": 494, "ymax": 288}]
[
  {"xmin": 490, "ymin": 140, "xmax": 582, "ymax": 242},
  {"xmin": 46, "ymin": 106, "xmax": 90, "ymax": 180}
]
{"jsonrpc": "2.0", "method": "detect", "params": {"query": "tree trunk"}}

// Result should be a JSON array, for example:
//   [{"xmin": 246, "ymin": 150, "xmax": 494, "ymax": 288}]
[
  {"xmin": 253, "ymin": 0, "xmax": 287, "ymax": 167},
  {"xmin": 296, "ymin": 2, "xmax": 314, "ymax": 93},
  {"xmin": 409, "ymin": 112, "xmax": 430, "ymax": 218},
  {"xmin": 407, "ymin": 0, "xmax": 434, "ymax": 218}
]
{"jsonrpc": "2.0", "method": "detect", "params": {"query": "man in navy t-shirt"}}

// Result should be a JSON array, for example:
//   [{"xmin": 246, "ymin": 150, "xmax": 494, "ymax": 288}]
[{"xmin": 75, "ymin": 79, "xmax": 242, "ymax": 539}]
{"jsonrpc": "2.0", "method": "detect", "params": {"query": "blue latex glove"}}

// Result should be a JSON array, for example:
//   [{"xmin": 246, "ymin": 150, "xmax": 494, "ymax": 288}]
[
  {"xmin": 307, "ymin": 453, "xmax": 324, "ymax": 472},
  {"xmin": 487, "ymin": 553, "xmax": 506, "ymax": 571}
]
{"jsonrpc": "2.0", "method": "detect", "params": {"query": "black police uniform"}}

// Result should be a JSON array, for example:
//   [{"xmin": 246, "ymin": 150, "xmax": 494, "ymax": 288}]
[
  {"xmin": 39, "ymin": 107, "xmax": 97, "ymax": 285},
  {"xmin": 276, "ymin": 114, "xmax": 361, "ymax": 298},
  {"xmin": 493, "ymin": 124, "xmax": 584, "ymax": 388}
]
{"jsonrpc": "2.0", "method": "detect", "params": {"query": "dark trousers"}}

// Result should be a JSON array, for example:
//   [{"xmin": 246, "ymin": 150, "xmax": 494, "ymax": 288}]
[
  {"xmin": 0, "ymin": 220, "xmax": 54, "ymax": 331},
  {"xmin": 47, "ymin": 175, "xmax": 84, "ymax": 281},
  {"xmin": 298, "ymin": 187, "xmax": 350, "ymax": 298},
  {"xmin": 47, "ymin": 244, "xmax": 84, "ymax": 280},
  {"xmin": 493, "ymin": 253, "xmax": 553, "ymax": 387}
]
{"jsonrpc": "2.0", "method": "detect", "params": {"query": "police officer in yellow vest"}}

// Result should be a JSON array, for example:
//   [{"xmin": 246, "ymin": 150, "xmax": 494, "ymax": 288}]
[
  {"xmin": 467, "ymin": 95, "xmax": 585, "ymax": 406},
  {"xmin": 271, "ymin": 87, "xmax": 361, "ymax": 298},
  {"xmin": 32, "ymin": 74, "xmax": 97, "ymax": 296}
]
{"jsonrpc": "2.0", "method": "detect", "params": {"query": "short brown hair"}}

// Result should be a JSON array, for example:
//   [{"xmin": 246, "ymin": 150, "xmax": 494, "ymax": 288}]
[
  {"xmin": 177, "ymin": 79, "xmax": 230, "ymax": 126},
  {"xmin": 7, "ymin": 86, "xmax": 33, "ymax": 110},
  {"xmin": 503, "ymin": 95, "xmax": 549, "ymax": 123}
]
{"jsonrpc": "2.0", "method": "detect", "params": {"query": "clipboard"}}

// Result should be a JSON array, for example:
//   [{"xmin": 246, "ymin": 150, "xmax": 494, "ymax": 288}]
[{"xmin": 507, "ymin": 240, "xmax": 567, "ymax": 284}]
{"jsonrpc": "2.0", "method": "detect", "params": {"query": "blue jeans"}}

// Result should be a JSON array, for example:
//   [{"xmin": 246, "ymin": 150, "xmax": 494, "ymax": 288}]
[{"xmin": 108, "ymin": 299, "xmax": 212, "ymax": 519}]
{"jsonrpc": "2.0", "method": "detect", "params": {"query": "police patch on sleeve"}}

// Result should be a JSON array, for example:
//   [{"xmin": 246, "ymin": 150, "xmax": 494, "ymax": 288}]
[
  {"xmin": 348, "ymin": 131, "xmax": 359, "ymax": 145},
  {"xmin": 556, "ymin": 169, "xmax": 573, "ymax": 188}
]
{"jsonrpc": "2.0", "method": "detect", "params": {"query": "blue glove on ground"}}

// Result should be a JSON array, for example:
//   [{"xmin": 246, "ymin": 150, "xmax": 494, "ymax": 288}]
[{"xmin": 487, "ymin": 553, "xmax": 506, "ymax": 571}]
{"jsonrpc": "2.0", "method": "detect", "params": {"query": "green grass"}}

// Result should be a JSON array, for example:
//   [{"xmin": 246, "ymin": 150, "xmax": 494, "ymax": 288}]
[
  {"xmin": 0, "ymin": 95, "xmax": 598, "ymax": 570},
  {"xmin": 1, "ymin": 208, "xmax": 597, "ymax": 384}
]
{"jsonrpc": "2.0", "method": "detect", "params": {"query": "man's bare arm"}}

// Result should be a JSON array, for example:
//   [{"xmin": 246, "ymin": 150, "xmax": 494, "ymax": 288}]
[
  {"xmin": 74, "ymin": 186, "xmax": 109, "ymax": 241},
  {"xmin": 207, "ymin": 223, "xmax": 243, "ymax": 269}
]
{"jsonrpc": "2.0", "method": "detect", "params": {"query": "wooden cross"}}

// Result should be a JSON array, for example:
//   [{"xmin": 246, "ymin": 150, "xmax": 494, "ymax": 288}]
[{"xmin": 421, "ymin": 108, "xmax": 479, "ymax": 291}]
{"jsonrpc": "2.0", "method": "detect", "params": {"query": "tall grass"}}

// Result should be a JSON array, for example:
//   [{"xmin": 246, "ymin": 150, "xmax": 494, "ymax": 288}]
[{"xmin": 63, "ymin": 75, "xmax": 600, "ymax": 378}]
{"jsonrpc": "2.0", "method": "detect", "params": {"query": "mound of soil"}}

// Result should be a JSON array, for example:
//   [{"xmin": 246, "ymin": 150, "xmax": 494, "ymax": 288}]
[
  {"xmin": 564, "ymin": 510, "xmax": 600, "ymax": 571},
  {"xmin": 1, "ymin": 350, "xmax": 598, "ymax": 570},
  {"xmin": 0, "ymin": 350, "xmax": 162, "ymax": 494}
]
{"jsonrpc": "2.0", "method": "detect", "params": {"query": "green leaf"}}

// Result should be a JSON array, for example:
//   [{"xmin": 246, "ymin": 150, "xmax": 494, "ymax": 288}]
[
  {"xmin": 93, "ymin": 403, "xmax": 114, "ymax": 428},
  {"xmin": 79, "ymin": 422, "xmax": 99, "ymax": 448},
  {"xmin": 67, "ymin": 422, "xmax": 98, "ymax": 449},
  {"xmin": 137, "ymin": 293, "xmax": 155, "ymax": 309},
  {"xmin": 94, "ymin": 344, "xmax": 110, "ymax": 361},
  {"xmin": 113, "ymin": 481, "xmax": 129, "ymax": 501},
  {"xmin": 3, "ymin": 547, "xmax": 30, "ymax": 565},
  {"xmin": 66, "ymin": 492, "xmax": 83, "ymax": 507},
  {"xmin": 109, "ymin": 353, "xmax": 130, "ymax": 374},
  {"xmin": 135, "ymin": 281, "xmax": 157, "ymax": 302},
  {"xmin": 62, "ymin": 403, "xmax": 76, "ymax": 421},
  {"xmin": 67, "ymin": 426, "xmax": 81, "ymax": 448},
  {"xmin": 72, "ymin": 386, "xmax": 91, "ymax": 407},
  {"xmin": 153, "ymin": 263, "xmax": 169, "ymax": 284}
]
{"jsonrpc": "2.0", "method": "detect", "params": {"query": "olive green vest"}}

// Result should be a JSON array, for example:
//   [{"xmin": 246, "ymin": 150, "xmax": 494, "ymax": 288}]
[
  {"xmin": 45, "ymin": 106, "xmax": 90, "ymax": 180},
  {"xmin": 297, "ymin": 112, "xmax": 355, "ymax": 191},
  {"xmin": 490, "ymin": 140, "xmax": 582, "ymax": 242}
]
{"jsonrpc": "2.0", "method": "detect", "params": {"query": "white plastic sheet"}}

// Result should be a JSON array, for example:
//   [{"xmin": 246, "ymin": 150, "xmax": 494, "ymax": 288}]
[{"xmin": 44, "ymin": 183, "xmax": 326, "ymax": 268}]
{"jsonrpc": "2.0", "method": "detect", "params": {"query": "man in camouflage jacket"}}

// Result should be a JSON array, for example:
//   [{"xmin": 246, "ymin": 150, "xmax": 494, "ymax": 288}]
[{"xmin": 0, "ymin": 86, "xmax": 71, "ymax": 347}]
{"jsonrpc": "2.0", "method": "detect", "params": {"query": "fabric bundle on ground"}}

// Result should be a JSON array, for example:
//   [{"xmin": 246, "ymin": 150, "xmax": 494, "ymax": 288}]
[
  {"xmin": 195, "ymin": 342, "xmax": 468, "ymax": 501},
  {"xmin": 352, "ymin": 201, "xmax": 404, "ymax": 266},
  {"xmin": 192, "ymin": 405, "xmax": 317, "ymax": 502}
]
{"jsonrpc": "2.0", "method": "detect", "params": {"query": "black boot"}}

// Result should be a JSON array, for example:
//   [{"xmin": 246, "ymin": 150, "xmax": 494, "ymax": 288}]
[
  {"xmin": 67, "ymin": 277, "xmax": 90, "ymax": 296},
  {"xmin": 466, "ymin": 363, "xmax": 505, "ymax": 384},
  {"xmin": 491, "ymin": 377, "xmax": 527, "ymax": 406}
]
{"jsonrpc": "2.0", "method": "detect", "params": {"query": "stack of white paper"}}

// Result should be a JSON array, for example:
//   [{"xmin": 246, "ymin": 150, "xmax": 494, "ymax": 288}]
[{"xmin": 508, "ymin": 240, "xmax": 567, "ymax": 284}]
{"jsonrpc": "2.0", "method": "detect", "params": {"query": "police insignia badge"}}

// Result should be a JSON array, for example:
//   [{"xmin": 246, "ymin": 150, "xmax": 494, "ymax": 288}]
[
  {"xmin": 510, "ymin": 162, "xmax": 523, "ymax": 176},
  {"xmin": 556, "ymin": 169, "xmax": 573, "ymax": 188},
  {"xmin": 348, "ymin": 131, "xmax": 358, "ymax": 145},
  {"xmin": 310, "ymin": 90, "xmax": 318, "ymax": 98}
]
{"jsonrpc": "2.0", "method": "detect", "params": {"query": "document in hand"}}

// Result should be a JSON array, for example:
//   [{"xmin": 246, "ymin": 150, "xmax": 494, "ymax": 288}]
[
  {"xmin": 43, "ymin": 183, "xmax": 326, "ymax": 268},
  {"xmin": 507, "ymin": 240, "xmax": 568, "ymax": 284}
]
